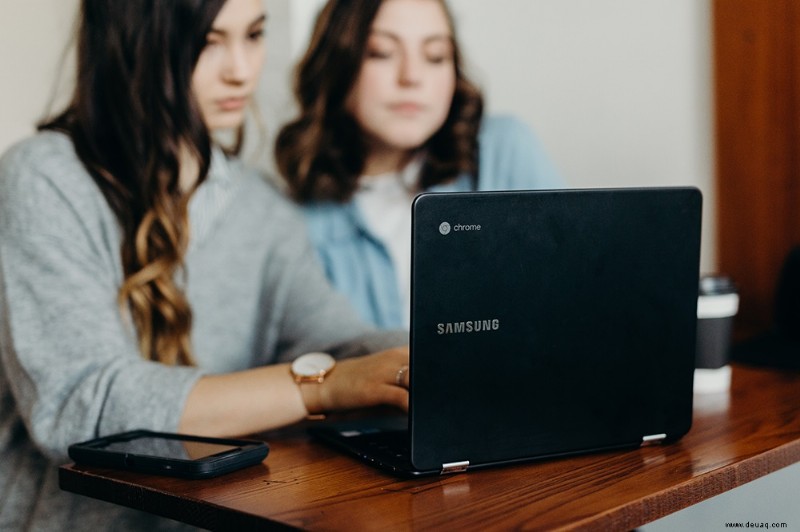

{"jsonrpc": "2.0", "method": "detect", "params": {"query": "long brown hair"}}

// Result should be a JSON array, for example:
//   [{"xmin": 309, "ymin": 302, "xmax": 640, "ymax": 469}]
[
  {"xmin": 275, "ymin": 0, "xmax": 483, "ymax": 203},
  {"xmin": 39, "ymin": 0, "xmax": 229, "ymax": 365}
]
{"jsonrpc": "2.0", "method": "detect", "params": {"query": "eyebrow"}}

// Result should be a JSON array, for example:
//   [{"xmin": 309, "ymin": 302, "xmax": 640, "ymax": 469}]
[
  {"xmin": 208, "ymin": 13, "xmax": 267, "ymax": 36},
  {"xmin": 370, "ymin": 29, "xmax": 452, "ymax": 45}
]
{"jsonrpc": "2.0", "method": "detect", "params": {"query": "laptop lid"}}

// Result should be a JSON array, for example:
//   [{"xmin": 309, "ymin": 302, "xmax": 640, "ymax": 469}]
[{"xmin": 408, "ymin": 187, "xmax": 702, "ymax": 472}]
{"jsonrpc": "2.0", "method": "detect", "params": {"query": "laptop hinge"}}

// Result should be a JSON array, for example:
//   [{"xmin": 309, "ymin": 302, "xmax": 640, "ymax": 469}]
[
  {"xmin": 641, "ymin": 433, "xmax": 667, "ymax": 446},
  {"xmin": 441, "ymin": 461, "xmax": 469, "ymax": 475}
]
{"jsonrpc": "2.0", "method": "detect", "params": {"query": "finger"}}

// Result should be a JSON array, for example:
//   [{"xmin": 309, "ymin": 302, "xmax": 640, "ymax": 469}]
[{"xmin": 392, "ymin": 364, "xmax": 410, "ymax": 389}]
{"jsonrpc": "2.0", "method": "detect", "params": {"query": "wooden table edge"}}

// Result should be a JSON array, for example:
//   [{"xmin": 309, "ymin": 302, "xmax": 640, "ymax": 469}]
[
  {"xmin": 58, "ymin": 465, "xmax": 296, "ymax": 531},
  {"xmin": 570, "ymin": 439, "xmax": 800, "ymax": 531}
]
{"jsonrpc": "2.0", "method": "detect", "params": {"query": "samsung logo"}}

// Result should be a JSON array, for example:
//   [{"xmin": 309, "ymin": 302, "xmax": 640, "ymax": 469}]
[{"xmin": 437, "ymin": 319, "xmax": 500, "ymax": 335}]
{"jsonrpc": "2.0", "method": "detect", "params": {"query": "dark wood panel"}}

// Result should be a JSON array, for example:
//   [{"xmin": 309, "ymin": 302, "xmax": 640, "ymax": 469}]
[
  {"xmin": 714, "ymin": 0, "xmax": 800, "ymax": 340},
  {"xmin": 60, "ymin": 365, "xmax": 800, "ymax": 531}
]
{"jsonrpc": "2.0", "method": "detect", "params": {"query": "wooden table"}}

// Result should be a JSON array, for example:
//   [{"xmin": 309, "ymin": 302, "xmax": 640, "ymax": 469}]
[{"xmin": 59, "ymin": 364, "xmax": 800, "ymax": 531}]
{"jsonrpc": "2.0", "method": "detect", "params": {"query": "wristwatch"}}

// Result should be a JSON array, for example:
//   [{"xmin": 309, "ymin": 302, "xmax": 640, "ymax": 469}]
[
  {"xmin": 291, "ymin": 353, "xmax": 336, "ymax": 418},
  {"xmin": 290, "ymin": 352, "xmax": 336, "ymax": 384}
]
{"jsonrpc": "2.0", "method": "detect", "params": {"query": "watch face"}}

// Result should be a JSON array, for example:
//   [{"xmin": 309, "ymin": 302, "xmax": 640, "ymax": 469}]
[{"xmin": 292, "ymin": 352, "xmax": 335, "ymax": 377}]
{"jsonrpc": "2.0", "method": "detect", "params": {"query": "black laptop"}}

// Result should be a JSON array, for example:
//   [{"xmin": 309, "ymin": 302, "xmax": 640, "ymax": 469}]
[{"xmin": 310, "ymin": 187, "xmax": 702, "ymax": 476}]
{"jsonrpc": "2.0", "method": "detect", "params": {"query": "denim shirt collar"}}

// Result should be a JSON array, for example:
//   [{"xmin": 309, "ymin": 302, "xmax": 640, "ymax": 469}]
[{"xmin": 303, "ymin": 171, "xmax": 472, "ymax": 244}]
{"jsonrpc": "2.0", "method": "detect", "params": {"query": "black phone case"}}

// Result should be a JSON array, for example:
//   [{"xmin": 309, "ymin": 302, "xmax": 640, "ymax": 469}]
[{"xmin": 68, "ymin": 430, "xmax": 269, "ymax": 479}]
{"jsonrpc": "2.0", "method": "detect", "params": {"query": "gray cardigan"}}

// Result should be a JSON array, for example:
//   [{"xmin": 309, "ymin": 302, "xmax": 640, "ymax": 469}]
[{"xmin": 0, "ymin": 132, "xmax": 405, "ymax": 530}]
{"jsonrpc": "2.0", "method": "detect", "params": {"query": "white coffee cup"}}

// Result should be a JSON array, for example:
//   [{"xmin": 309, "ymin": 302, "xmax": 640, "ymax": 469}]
[{"xmin": 694, "ymin": 276, "xmax": 739, "ymax": 394}]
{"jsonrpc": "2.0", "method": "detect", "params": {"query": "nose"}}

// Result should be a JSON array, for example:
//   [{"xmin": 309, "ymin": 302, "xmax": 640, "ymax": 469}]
[
  {"xmin": 398, "ymin": 53, "xmax": 422, "ymax": 87},
  {"xmin": 222, "ymin": 43, "xmax": 252, "ymax": 84}
]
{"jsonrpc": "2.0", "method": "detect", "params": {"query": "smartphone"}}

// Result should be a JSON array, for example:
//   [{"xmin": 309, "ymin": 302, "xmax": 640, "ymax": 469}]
[{"xmin": 68, "ymin": 430, "xmax": 269, "ymax": 479}]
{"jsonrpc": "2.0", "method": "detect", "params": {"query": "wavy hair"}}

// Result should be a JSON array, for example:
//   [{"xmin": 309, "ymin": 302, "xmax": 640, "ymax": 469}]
[
  {"xmin": 39, "ymin": 0, "xmax": 229, "ymax": 365},
  {"xmin": 275, "ymin": 0, "xmax": 484, "ymax": 203}
]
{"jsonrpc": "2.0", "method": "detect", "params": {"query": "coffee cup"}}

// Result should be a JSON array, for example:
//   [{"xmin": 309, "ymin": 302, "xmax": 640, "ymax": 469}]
[{"xmin": 694, "ymin": 275, "xmax": 738, "ymax": 393}]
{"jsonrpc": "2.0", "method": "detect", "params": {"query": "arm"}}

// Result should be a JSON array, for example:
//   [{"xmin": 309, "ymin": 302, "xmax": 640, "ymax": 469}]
[
  {"xmin": 179, "ymin": 186, "xmax": 410, "ymax": 436},
  {"xmin": 0, "ymin": 143, "xmax": 408, "ymax": 455},
  {"xmin": 0, "ymin": 140, "xmax": 213, "ymax": 459},
  {"xmin": 255, "ymin": 191, "xmax": 407, "ymax": 362},
  {"xmin": 0, "ymin": 219, "xmax": 408, "ymax": 444},
  {"xmin": 0, "ymin": 226, "xmax": 204, "ymax": 460},
  {"xmin": 179, "ymin": 347, "xmax": 409, "ymax": 437},
  {"xmin": 0, "ymin": 226, "xmax": 408, "ymax": 447}
]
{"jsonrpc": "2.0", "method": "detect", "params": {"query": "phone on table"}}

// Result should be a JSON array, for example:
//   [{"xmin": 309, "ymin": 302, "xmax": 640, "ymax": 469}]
[{"xmin": 68, "ymin": 430, "xmax": 269, "ymax": 479}]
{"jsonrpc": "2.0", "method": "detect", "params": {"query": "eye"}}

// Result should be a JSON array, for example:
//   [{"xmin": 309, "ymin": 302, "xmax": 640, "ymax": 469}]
[
  {"xmin": 248, "ymin": 28, "xmax": 265, "ymax": 42},
  {"xmin": 424, "ymin": 40, "xmax": 454, "ymax": 64},
  {"xmin": 203, "ymin": 33, "xmax": 223, "ymax": 49},
  {"xmin": 365, "ymin": 34, "xmax": 396, "ymax": 60},
  {"xmin": 366, "ymin": 47, "xmax": 393, "ymax": 60}
]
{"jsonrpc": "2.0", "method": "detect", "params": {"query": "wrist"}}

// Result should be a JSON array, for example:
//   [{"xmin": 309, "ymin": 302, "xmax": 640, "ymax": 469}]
[
  {"xmin": 298, "ymin": 381, "xmax": 325, "ymax": 417},
  {"xmin": 290, "ymin": 353, "xmax": 336, "ymax": 419}
]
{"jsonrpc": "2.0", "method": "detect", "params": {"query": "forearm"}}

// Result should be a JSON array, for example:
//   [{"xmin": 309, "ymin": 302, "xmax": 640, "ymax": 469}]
[
  {"xmin": 179, "ymin": 363, "xmax": 307, "ymax": 437},
  {"xmin": 179, "ymin": 347, "xmax": 411, "ymax": 437}
]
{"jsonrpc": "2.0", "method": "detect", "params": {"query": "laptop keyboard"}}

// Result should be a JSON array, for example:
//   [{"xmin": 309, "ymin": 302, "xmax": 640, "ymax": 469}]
[{"xmin": 356, "ymin": 430, "xmax": 411, "ymax": 464}]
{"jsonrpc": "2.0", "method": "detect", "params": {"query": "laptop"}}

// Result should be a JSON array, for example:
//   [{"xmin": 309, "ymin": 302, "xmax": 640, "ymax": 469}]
[{"xmin": 310, "ymin": 187, "xmax": 702, "ymax": 476}]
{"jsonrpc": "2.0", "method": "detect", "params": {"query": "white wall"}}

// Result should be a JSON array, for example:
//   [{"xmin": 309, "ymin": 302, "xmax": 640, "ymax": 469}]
[
  {"xmin": 0, "ymin": 0, "xmax": 78, "ymax": 152},
  {"xmin": 452, "ymin": 1, "xmax": 712, "ymax": 188},
  {"xmin": 0, "ymin": 0, "xmax": 715, "ymax": 271}
]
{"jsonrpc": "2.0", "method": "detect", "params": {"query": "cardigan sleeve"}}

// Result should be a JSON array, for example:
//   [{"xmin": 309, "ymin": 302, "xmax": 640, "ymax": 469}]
[
  {"xmin": 253, "ymin": 195, "xmax": 406, "ymax": 362},
  {"xmin": 0, "ymin": 137, "xmax": 204, "ymax": 462}
]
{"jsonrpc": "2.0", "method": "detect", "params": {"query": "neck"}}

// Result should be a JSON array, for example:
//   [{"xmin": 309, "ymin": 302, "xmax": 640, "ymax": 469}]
[{"xmin": 362, "ymin": 146, "xmax": 416, "ymax": 176}]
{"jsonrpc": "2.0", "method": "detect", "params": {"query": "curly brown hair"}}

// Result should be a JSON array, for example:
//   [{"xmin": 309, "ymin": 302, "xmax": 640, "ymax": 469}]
[
  {"xmin": 275, "ymin": 0, "xmax": 483, "ymax": 203},
  {"xmin": 40, "ymin": 0, "xmax": 232, "ymax": 366}
]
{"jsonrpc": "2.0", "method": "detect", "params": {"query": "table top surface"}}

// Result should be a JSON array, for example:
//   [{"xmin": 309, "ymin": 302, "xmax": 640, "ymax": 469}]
[{"xmin": 60, "ymin": 364, "xmax": 800, "ymax": 531}]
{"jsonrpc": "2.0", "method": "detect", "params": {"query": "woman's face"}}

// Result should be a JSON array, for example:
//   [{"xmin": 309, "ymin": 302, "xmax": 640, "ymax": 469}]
[
  {"xmin": 192, "ymin": 0, "xmax": 267, "ymax": 132},
  {"xmin": 347, "ymin": 0, "xmax": 457, "ymax": 159}
]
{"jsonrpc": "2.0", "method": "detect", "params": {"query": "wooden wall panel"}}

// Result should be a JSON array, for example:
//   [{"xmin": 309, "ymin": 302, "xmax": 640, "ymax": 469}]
[{"xmin": 714, "ymin": 0, "xmax": 800, "ymax": 340}]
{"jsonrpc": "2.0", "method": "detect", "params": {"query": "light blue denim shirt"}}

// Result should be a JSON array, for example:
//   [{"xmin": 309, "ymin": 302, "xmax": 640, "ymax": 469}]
[{"xmin": 302, "ymin": 115, "xmax": 565, "ymax": 329}]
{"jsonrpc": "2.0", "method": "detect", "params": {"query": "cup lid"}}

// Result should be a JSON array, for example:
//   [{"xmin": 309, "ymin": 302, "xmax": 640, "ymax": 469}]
[{"xmin": 699, "ymin": 275, "xmax": 737, "ymax": 296}]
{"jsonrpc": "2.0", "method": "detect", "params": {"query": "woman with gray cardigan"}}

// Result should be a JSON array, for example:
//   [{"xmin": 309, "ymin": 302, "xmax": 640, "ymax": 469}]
[{"xmin": 0, "ymin": 0, "xmax": 409, "ymax": 529}]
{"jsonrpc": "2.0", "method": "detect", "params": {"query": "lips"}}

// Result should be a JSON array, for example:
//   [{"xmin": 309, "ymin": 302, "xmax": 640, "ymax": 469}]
[
  {"xmin": 216, "ymin": 97, "xmax": 249, "ymax": 112},
  {"xmin": 389, "ymin": 102, "xmax": 424, "ymax": 115}
]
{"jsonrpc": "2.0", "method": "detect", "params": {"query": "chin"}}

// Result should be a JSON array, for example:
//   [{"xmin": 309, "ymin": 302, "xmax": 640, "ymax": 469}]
[
  {"xmin": 206, "ymin": 113, "xmax": 245, "ymax": 132},
  {"xmin": 381, "ymin": 129, "xmax": 438, "ymax": 151},
  {"xmin": 388, "ymin": 137, "xmax": 434, "ymax": 152}
]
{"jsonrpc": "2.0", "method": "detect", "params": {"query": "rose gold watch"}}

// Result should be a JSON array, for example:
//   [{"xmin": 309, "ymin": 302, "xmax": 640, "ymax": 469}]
[
  {"xmin": 290, "ymin": 352, "xmax": 336, "ymax": 384},
  {"xmin": 290, "ymin": 353, "xmax": 335, "ymax": 418}
]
